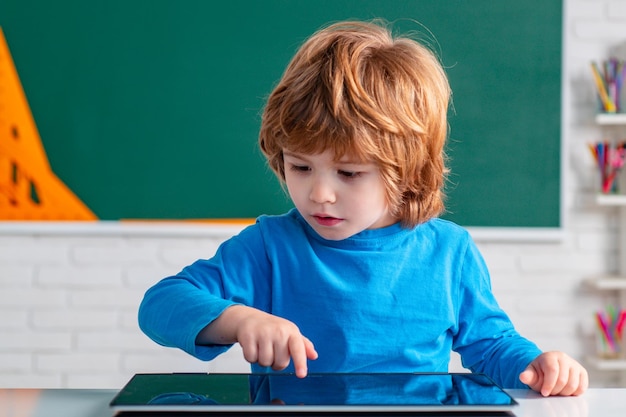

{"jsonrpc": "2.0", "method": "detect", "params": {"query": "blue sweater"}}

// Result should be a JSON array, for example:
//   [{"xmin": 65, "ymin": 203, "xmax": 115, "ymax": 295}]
[{"xmin": 138, "ymin": 209, "xmax": 540, "ymax": 388}]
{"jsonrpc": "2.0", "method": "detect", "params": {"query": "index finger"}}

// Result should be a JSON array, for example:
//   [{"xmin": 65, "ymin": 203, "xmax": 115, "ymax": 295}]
[
  {"xmin": 539, "ymin": 363, "xmax": 559, "ymax": 397},
  {"xmin": 288, "ymin": 335, "xmax": 310, "ymax": 378}
]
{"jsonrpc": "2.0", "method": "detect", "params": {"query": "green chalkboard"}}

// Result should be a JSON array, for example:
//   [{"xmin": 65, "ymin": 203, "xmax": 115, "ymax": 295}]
[{"xmin": 0, "ymin": 0, "xmax": 562, "ymax": 227}]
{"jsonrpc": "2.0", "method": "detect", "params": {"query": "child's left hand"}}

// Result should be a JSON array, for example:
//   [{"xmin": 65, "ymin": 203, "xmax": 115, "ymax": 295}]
[{"xmin": 519, "ymin": 351, "xmax": 588, "ymax": 396}]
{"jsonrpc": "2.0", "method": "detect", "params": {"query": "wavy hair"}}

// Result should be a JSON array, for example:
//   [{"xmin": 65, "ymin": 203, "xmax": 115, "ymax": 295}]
[{"xmin": 259, "ymin": 20, "xmax": 451, "ymax": 228}]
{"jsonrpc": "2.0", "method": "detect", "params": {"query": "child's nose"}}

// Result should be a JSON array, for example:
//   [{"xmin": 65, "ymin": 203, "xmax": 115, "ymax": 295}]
[{"xmin": 309, "ymin": 177, "xmax": 336, "ymax": 204}]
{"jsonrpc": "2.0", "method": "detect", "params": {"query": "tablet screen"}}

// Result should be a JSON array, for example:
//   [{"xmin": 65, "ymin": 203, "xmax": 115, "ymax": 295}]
[{"xmin": 110, "ymin": 372, "xmax": 517, "ymax": 414}]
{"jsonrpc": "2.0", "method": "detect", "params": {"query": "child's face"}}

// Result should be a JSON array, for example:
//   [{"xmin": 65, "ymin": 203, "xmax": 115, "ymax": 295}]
[{"xmin": 283, "ymin": 149, "xmax": 397, "ymax": 240}]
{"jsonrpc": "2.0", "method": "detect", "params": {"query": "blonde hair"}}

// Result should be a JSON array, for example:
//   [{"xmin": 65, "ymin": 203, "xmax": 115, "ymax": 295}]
[{"xmin": 259, "ymin": 20, "xmax": 450, "ymax": 228}]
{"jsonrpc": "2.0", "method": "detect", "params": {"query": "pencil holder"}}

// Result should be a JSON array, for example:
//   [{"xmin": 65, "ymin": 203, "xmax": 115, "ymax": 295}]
[
  {"xmin": 588, "ymin": 141, "xmax": 626, "ymax": 194},
  {"xmin": 596, "ymin": 330, "xmax": 624, "ymax": 359},
  {"xmin": 590, "ymin": 58, "xmax": 625, "ymax": 114},
  {"xmin": 596, "ymin": 327, "xmax": 623, "ymax": 359},
  {"xmin": 594, "ymin": 308, "xmax": 625, "ymax": 359}
]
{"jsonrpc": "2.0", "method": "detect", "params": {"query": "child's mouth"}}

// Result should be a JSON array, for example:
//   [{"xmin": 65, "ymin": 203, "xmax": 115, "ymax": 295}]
[{"xmin": 313, "ymin": 215, "xmax": 343, "ymax": 226}]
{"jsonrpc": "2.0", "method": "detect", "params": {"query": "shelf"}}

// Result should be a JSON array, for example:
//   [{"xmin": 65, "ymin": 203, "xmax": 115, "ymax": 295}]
[
  {"xmin": 596, "ymin": 194, "xmax": 626, "ymax": 206},
  {"xmin": 590, "ymin": 113, "xmax": 626, "ymax": 383},
  {"xmin": 586, "ymin": 277, "xmax": 626, "ymax": 290},
  {"xmin": 596, "ymin": 113, "xmax": 626, "ymax": 125},
  {"xmin": 587, "ymin": 356, "xmax": 626, "ymax": 371}
]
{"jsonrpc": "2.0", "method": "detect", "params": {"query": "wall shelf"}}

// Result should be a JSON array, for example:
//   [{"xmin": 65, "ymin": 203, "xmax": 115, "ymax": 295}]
[
  {"xmin": 588, "ymin": 118, "xmax": 626, "ymax": 383},
  {"xmin": 586, "ymin": 277, "xmax": 626, "ymax": 290},
  {"xmin": 596, "ymin": 113, "xmax": 626, "ymax": 125},
  {"xmin": 596, "ymin": 194, "xmax": 626, "ymax": 206},
  {"xmin": 587, "ymin": 357, "xmax": 626, "ymax": 371}
]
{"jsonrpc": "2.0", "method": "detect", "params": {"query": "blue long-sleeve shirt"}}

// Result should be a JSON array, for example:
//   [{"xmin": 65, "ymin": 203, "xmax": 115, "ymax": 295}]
[{"xmin": 138, "ymin": 209, "xmax": 541, "ymax": 388}]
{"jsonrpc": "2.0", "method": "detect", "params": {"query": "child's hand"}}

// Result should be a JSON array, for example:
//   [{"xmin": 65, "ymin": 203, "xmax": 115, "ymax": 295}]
[
  {"xmin": 234, "ymin": 307, "xmax": 318, "ymax": 377},
  {"xmin": 519, "ymin": 351, "xmax": 588, "ymax": 396},
  {"xmin": 209, "ymin": 305, "xmax": 317, "ymax": 378}
]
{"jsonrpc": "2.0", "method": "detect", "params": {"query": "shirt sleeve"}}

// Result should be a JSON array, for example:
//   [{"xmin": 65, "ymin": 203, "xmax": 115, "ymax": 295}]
[
  {"xmin": 137, "ymin": 222, "xmax": 271, "ymax": 361},
  {"xmin": 452, "ymin": 238, "xmax": 542, "ymax": 388}
]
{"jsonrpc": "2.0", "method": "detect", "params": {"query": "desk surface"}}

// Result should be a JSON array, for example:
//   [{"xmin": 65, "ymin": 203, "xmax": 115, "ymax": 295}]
[{"xmin": 0, "ymin": 388, "xmax": 624, "ymax": 417}]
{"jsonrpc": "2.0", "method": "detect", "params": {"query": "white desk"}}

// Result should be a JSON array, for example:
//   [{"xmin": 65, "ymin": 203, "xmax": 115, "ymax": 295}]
[{"xmin": 0, "ymin": 388, "xmax": 624, "ymax": 417}]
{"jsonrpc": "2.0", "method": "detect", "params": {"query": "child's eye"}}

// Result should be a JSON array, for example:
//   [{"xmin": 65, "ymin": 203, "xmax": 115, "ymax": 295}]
[
  {"xmin": 289, "ymin": 164, "xmax": 310, "ymax": 173},
  {"xmin": 338, "ymin": 170, "xmax": 362, "ymax": 178}
]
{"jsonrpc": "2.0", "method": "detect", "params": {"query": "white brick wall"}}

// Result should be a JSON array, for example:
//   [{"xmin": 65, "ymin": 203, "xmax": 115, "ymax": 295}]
[
  {"xmin": 0, "ymin": 230, "xmax": 251, "ymax": 388},
  {"xmin": 1, "ymin": 0, "xmax": 625, "ymax": 388}
]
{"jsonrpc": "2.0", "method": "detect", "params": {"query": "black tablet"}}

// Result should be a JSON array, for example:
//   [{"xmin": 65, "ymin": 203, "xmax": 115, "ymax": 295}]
[{"xmin": 110, "ymin": 372, "xmax": 518, "ymax": 415}]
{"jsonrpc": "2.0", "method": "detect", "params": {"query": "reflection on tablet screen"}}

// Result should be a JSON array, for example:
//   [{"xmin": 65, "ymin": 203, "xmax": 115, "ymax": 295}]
[
  {"xmin": 248, "ymin": 373, "xmax": 512, "ymax": 406},
  {"xmin": 111, "ymin": 372, "xmax": 517, "ymax": 414}
]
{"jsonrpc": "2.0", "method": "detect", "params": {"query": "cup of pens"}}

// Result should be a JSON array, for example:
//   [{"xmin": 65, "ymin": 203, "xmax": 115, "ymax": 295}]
[
  {"xmin": 588, "ymin": 141, "xmax": 626, "ymax": 194},
  {"xmin": 594, "ymin": 307, "xmax": 625, "ymax": 359},
  {"xmin": 590, "ymin": 58, "xmax": 624, "ymax": 113}
]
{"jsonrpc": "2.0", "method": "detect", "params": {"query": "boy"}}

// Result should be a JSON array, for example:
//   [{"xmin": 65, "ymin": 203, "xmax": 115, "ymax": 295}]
[{"xmin": 139, "ymin": 20, "xmax": 587, "ymax": 396}]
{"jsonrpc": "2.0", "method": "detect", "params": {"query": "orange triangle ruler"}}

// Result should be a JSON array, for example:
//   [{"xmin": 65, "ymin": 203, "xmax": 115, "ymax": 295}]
[{"xmin": 0, "ymin": 27, "xmax": 97, "ymax": 220}]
